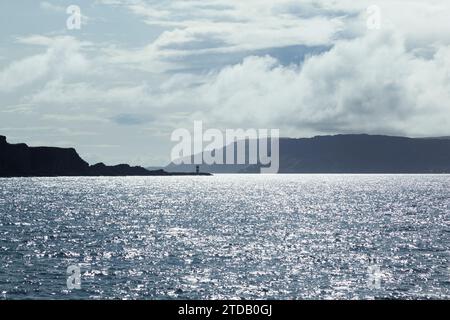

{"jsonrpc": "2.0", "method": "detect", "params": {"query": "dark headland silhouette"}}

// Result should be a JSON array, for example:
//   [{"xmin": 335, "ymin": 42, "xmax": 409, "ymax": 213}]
[
  {"xmin": 3, "ymin": 134, "xmax": 450, "ymax": 177},
  {"xmin": 167, "ymin": 134, "xmax": 450, "ymax": 174},
  {"xmin": 0, "ymin": 135, "xmax": 210, "ymax": 177}
]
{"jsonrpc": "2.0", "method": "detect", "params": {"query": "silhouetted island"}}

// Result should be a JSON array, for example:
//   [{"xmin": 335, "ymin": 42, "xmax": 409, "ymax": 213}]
[
  {"xmin": 0, "ymin": 135, "xmax": 210, "ymax": 177},
  {"xmin": 167, "ymin": 134, "xmax": 450, "ymax": 174}
]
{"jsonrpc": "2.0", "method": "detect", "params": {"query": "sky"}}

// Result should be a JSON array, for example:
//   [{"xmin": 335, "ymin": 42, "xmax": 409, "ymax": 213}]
[{"xmin": 1, "ymin": 0, "xmax": 450, "ymax": 166}]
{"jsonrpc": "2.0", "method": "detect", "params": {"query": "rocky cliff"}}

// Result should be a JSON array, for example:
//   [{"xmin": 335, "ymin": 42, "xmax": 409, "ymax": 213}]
[{"xmin": 0, "ymin": 136, "xmax": 210, "ymax": 177}]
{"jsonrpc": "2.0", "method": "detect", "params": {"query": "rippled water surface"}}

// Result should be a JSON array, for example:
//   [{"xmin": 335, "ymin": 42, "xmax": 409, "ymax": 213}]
[{"xmin": 0, "ymin": 175, "xmax": 449, "ymax": 299}]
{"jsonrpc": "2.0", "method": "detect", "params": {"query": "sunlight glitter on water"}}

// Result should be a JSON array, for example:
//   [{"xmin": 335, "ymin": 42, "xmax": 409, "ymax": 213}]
[{"xmin": 0, "ymin": 174, "xmax": 449, "ymax": 299}]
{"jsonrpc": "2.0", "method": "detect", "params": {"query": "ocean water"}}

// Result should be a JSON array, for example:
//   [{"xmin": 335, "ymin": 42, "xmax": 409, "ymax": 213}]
[{"xmin": 0, "ymin": 174, "xmax": 449, "ymax": 300}]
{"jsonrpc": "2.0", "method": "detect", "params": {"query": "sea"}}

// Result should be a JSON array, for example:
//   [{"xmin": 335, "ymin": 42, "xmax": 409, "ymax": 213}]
[{"xmin": 0, "ymin": 174, "xmax": 449, "ymax": 300}]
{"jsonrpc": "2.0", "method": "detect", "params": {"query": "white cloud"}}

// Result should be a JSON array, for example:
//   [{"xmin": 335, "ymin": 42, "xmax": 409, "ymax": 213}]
[
  {"xmin": 40, "ymin": 1, "xmax": 66, "ymax": 12},
  {"xmin": 0, "ymin": 53, "xmax": 51, "ymax": 91},
  {"xmin": 154, "ymin": 28, "xmax": 450, "ymax": 137},
  {"xmin": 97, "ymin": 0, "xmax": 347, "ymax": 72},
  {"xmin": 0, "ymin": 36, "xmax": 91, "ymax": 92},
  {"xmin": 95, "ymin": 0, "xmax": 450, "ymax": 75},
  {"xmin": 27, "ymin": 80, "xmax": 154, "ymax": 107}
]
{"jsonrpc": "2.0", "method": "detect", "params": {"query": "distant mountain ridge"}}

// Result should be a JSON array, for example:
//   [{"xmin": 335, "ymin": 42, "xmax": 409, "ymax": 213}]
[
  {"xmin": 167, "ymin": 134, "xmax": 450, "ymax": 173},
  {"xmin": 0, "ymin": 135, "xmax": 209, "ymax": 177}
]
